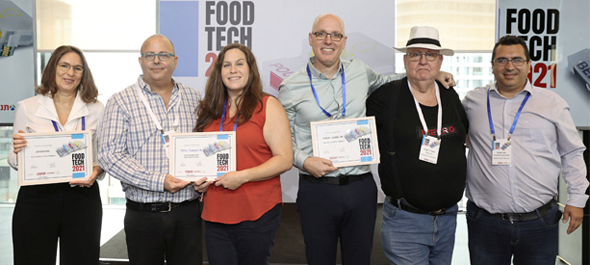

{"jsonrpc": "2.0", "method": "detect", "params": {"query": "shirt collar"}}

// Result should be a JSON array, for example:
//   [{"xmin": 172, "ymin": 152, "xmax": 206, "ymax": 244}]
[
  {"xmin": 137, "ymin": 75, "xmax": 179, "ymax": 93},
  {"xmin": 491, "ymin": 80, "xmax": 534, "ymax": 98},
  {"xmin": 308, "ymin": 57, "xmax": 344, "ymax": 79}
]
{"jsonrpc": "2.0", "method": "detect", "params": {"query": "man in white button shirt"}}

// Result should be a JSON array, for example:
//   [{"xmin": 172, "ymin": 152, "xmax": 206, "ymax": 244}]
[{"xmin": 462, "ymin": 35, "xmax": 588, "ymax": 265}]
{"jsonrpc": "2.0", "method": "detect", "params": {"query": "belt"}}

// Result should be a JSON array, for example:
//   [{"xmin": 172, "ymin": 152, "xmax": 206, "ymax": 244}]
[
  {"xmin": 300, "ymin": 173, "xmax": 371, "ymax": 185},
  {"xmin": 387, "ymin": 196, "xmax": 453, "ymax": 216},
  {"xmin": 126, "ymin": 199, "xmax": 190, "ymax": 213},
  {"xmin": 493, "ymin": 199, "xmax": 557, "ymax": 222}
]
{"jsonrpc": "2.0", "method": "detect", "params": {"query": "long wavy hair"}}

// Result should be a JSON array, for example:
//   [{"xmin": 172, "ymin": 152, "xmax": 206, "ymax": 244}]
[
  {"xmin": 36, "ymin": 45, "xmax": 98, "ymax": 103},
  {"xmin": 194, "ymin": 43, "xmax": 266, "ymax": 132}
]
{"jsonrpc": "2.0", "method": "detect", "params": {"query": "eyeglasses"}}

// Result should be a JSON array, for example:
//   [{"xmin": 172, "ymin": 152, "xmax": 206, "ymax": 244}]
[
  {"xmin": 493, "ymin": 57, "xmax": 527, "ymax": 67},
  {"xmin": 141, "ymin": 52, "xmax": 175, "ymax": 61},
  {"xmin": 311, "ymin": 32, "xmax": 344, "ymax": 41},
  {"xmin": 58, "ymin": 63, "xmax": 84, "ymax": 74},
  {"xmin": 406, "ymin": 52, "xmax": 441, "ymax": 62}
]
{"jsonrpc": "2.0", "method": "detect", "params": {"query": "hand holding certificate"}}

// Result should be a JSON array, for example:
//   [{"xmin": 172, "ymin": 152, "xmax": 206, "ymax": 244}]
[
  {"xmin": 17, "ymin": 131, "xmax": 93, "ymax": 186},
  {"xmin": 169, "ymin": 132, "xmax": 237, "ymax": 181},
  {"xmin": 310, "ymin": 117, "xmax": 380, "ymax": 167}
]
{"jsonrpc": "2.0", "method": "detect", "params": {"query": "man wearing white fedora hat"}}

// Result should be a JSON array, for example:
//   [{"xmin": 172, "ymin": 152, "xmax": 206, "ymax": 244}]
[
  {"xmin": 279, "ymin": 16, "xmax": 457, "ymax": 265},
  {"xmin": 367, "ymin": 26, "xmax": 468, "ymax": 264}
]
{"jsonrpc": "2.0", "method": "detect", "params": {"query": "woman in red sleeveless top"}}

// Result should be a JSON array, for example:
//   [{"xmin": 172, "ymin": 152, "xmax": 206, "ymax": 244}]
[{"xmin": 193, "ymin": 43, "xmax": 293, "ymax": 265}]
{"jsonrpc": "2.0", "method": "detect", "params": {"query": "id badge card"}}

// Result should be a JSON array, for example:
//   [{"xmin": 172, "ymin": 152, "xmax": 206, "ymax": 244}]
[
  {"xmin": 418, "ymin": 135, "xmax": 441, "ymax": 164},
  {"xmin": 492, "ymin": 139, "xmax": 511, "ymax": 165},
  {"xmin": 161, "ymin": 129, "xmax": 177, "ymax": 159}
]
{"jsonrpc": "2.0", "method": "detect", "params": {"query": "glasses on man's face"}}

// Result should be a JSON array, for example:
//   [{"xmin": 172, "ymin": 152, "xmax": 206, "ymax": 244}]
[
  {"xmin": 58, "ymin": 63, "xmax": 84, "ymax": 74},
  {"xmin": 493, "ymin": 57, "xmax": 527, "ymax": 67},
  {"xmin": 312, "ymin": 32, "xmax": 344, "ymax": 41},
  {"xmin": 406, "ymin": 52, "xmax": 440, "ymax": 62},
  {"xmin": 141, "ymin": 52, "xmax": 175, "ymax": 61}
]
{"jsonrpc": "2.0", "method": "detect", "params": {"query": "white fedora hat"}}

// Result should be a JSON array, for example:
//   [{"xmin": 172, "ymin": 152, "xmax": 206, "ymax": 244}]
[{"xmin": 394, "ymin": 26, "xmax": 454, "ymax": 56}]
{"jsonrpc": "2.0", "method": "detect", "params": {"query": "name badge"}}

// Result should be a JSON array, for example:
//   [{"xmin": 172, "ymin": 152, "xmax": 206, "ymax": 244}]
[
  {"xmin": 492, "ymin": 139, "xmax": 511, "ymax": 165},
  {"xmin": 161, "ymin": 129, "xmax": 177, "ymax": 159},
  {"xmin": 419, "ymin": 135, "xmax": 441, "ymax": 164}
]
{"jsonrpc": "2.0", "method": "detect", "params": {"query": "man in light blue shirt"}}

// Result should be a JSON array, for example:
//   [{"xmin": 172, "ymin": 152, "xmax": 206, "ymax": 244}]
[{"xmin": 462, "ymin": 35, "xmax": 588, "ymax": 265}]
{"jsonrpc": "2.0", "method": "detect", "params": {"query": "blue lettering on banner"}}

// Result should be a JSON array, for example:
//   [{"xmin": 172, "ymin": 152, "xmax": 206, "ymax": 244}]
[
  {"xmin": 72, "ymin": 172, "xmax": 85, "ymax": 179},
  {"xmin": 71, "ymin": 134, "xmax": 84, "ymax": 139},
  {"xmin": 160, "ymin": 1, "xmax": 199, "ymax": 77},
  {"xmin": 361, "ymin": 156, "xmax": 372, "ymax": 162},
  {"xmin": 357, "ymin": 120, "xmax": 369, "ymax": 125},
  {"xmin": 217, "ymin": 134, "xmax": 229, "ymax": 139}
]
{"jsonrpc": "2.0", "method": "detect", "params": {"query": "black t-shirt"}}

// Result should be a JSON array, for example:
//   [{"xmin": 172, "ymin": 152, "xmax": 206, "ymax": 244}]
[{"xmin": 367, "ymin": 77, "xmax": 468, "ymax": 211}]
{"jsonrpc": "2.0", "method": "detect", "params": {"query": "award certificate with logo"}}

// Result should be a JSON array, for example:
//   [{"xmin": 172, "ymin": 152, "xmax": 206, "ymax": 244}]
[
  {"xmin": 18, "ymin": 131, "xmax": 93, "ymax": 186},
  {"xmin": 169, "ymin": 132, "xmax": 237, "ymax": 181},
  {"xmin": 310, "ymin": 117, "xmax": 380, "ymax": 167}
]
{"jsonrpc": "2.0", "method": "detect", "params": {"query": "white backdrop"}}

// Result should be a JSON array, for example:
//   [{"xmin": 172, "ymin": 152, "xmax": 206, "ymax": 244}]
[
  {"xmin": 0, "ymin": 0, "xmax": 35, "ymax": 124},
  {"xmin": 160, "ymin": 0, "xmax": 396, "ymax": 202}
]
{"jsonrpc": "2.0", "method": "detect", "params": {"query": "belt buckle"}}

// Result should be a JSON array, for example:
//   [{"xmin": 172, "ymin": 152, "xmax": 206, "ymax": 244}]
[
  {"xmin": 430, "ymin": 209, "xmax": 446, "ymax": 215},
  {"xmin": 162, "ymin": 202, "xmax": 172, "ymax": 213},
  {"xmin": 500, "ymin": 213, "xmax": 511, "ymax": 221}
]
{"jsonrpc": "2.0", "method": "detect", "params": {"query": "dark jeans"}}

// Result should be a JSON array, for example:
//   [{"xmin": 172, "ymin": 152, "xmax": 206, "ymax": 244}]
[
  {"xmin": 466, "ymin": 200, "xmax": 560, "ymax": 265},
  {"xmin": 13, "ymin": 183, "xmax": 102, "ymax": 265},
  {"xmin": 297, "ymin": 173, "xmax": 377, "ymax": 265},
  {"xmin": 205, "ymin": 203, "xmax": 282, "ymax": 265},
  {"xmin": 124, "ymin": 199, "xmax": 202, "ymax": 265}
]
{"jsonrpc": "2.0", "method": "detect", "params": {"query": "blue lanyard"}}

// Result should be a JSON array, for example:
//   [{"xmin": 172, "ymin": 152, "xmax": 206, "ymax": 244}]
[
  {"xmin": 306, "ymin": 64, "xmax": 346, "ymax": 119},
  {"xmin": 487, "ymin": 88, "xmax": 530, "ymax": 140},
  {"xmin": 52, "ymin": 116, "xmax": 85, "ymax": 132},
  {"xmin": 220, "ymin": 99, "xmax": 239, "ymax": 131}
]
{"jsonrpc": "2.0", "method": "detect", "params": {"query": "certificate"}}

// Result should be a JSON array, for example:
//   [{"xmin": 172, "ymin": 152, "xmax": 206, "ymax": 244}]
[
  {"xmin": 310, "ymin": 117, "xmax": 380, "ymax": 167},
  {"xmin": 18, "ymin": 131, "xmax": 93, "ymax": 186},
  {"xmin": 169, "ymin": 132, "xmax": 237, "ymax": 181}
]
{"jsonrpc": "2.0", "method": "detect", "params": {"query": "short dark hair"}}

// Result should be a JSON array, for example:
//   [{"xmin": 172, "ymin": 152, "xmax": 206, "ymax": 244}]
[
  {"xmin": 491, "ymin": 35, "xmax": 530, "ymax": 62},
  {"xmin": 36, "ymin": 45, "xmax": 98, "ymax": 103}
]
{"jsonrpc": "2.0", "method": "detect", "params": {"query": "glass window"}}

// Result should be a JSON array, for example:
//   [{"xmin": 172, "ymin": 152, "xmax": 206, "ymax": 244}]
[
  {"xmin": 36, "ymin": 0, "xmax": 156, "ymax": 51},
  {"xmin": 0, "ymin": 127, "xmax": 17, "ymax": 203},
  {"xmin": 473, "ymin": 67, "xmax": 483, "ymax": 75}
]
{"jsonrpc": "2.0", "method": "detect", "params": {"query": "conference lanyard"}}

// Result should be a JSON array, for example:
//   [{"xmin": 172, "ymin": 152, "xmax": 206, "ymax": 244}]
[
  {"xmin": 136, "ymin": 85, "xmax": 180, "ymax": 135},
  {"xmin": 307, "ymin": 64, "xmax": 346, "ymax": 119},
  {"xmin": 408, "ymin": 81, "xmax": 442, "ymax": 138},
  {"xmin": 486, "ymin": 87, "xmax": 530, "ymax": 141},
  {"xmin": 52, "ymin": 116, "xmax": 85, "ymax": 132},
  {"xmin": 220, "ymin": 98, "xmax": 239, "ymax": 132}
]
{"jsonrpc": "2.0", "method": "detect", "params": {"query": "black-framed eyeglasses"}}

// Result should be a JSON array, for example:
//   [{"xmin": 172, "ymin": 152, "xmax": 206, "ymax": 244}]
[
  {"xmin": 141, "ymin": 52, "xmax": 175, "ymax": 61},
  {"xmin": 493, "ymin": 57, "xmax": 527, "ymax": 66},
  {"xmin": 406, "ymin": 52, "xmax": 440, "ymax": 62},
  {"xmin": 58, "ymin": 63, "xmax": 84, "ymax": 74},
  {"xmin": 311, "ymin": 32, "xmax": 344, "ymax": 41}
]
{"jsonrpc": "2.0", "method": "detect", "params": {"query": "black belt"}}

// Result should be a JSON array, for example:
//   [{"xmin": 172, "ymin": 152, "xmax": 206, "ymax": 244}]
[
  {"xmin": 387, "ymin": 196, "xmax": 454, "ymax": 216},
  {"xmin": 493, "ymin": 199, "xmax": 557, "ymax": 222},
  {"xmin": 300, "ymin": 172, "xmax": 371, "ymax": 185},
  {"xmin": 126, "ymin": 199, "xmax": 191, "ymax": 213}
]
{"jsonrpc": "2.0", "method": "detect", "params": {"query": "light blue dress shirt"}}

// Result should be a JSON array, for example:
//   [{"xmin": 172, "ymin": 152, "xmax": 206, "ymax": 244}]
[
  {"xmin": 278, "ymin": 57, "xmax": 402, "ymax": 177},
  {"xmin": 462, "ymin": 81, "xmax": 588, "ymax": 213}
]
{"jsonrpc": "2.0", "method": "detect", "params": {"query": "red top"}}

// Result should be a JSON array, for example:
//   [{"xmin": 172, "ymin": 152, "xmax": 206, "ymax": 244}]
[{"xmin": 201, "ymin": 96, "xmax": 282, "ymax": 224}]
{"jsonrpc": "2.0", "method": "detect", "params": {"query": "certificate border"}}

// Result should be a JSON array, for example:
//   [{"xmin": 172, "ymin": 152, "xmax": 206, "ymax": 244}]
[
  {"xmin": 18, "ymin": 131, "xmax": 93, "ymax": 186},
  {"xmin": 168, "ymin": 131, "xmax": 237, "ymax": 181},
  {"xmin": 310, "ymin": 116, "xmax": 380, "ymax": 167}
]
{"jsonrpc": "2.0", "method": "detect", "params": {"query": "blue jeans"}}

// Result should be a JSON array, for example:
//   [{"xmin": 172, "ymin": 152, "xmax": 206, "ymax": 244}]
[
  {"xmin": 466, "ymin": 200, "xmax": 559, "ymax": 265},
  {"xmin": 381, "ymin": 198, "xmax": 458, "ymax": 265}
]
